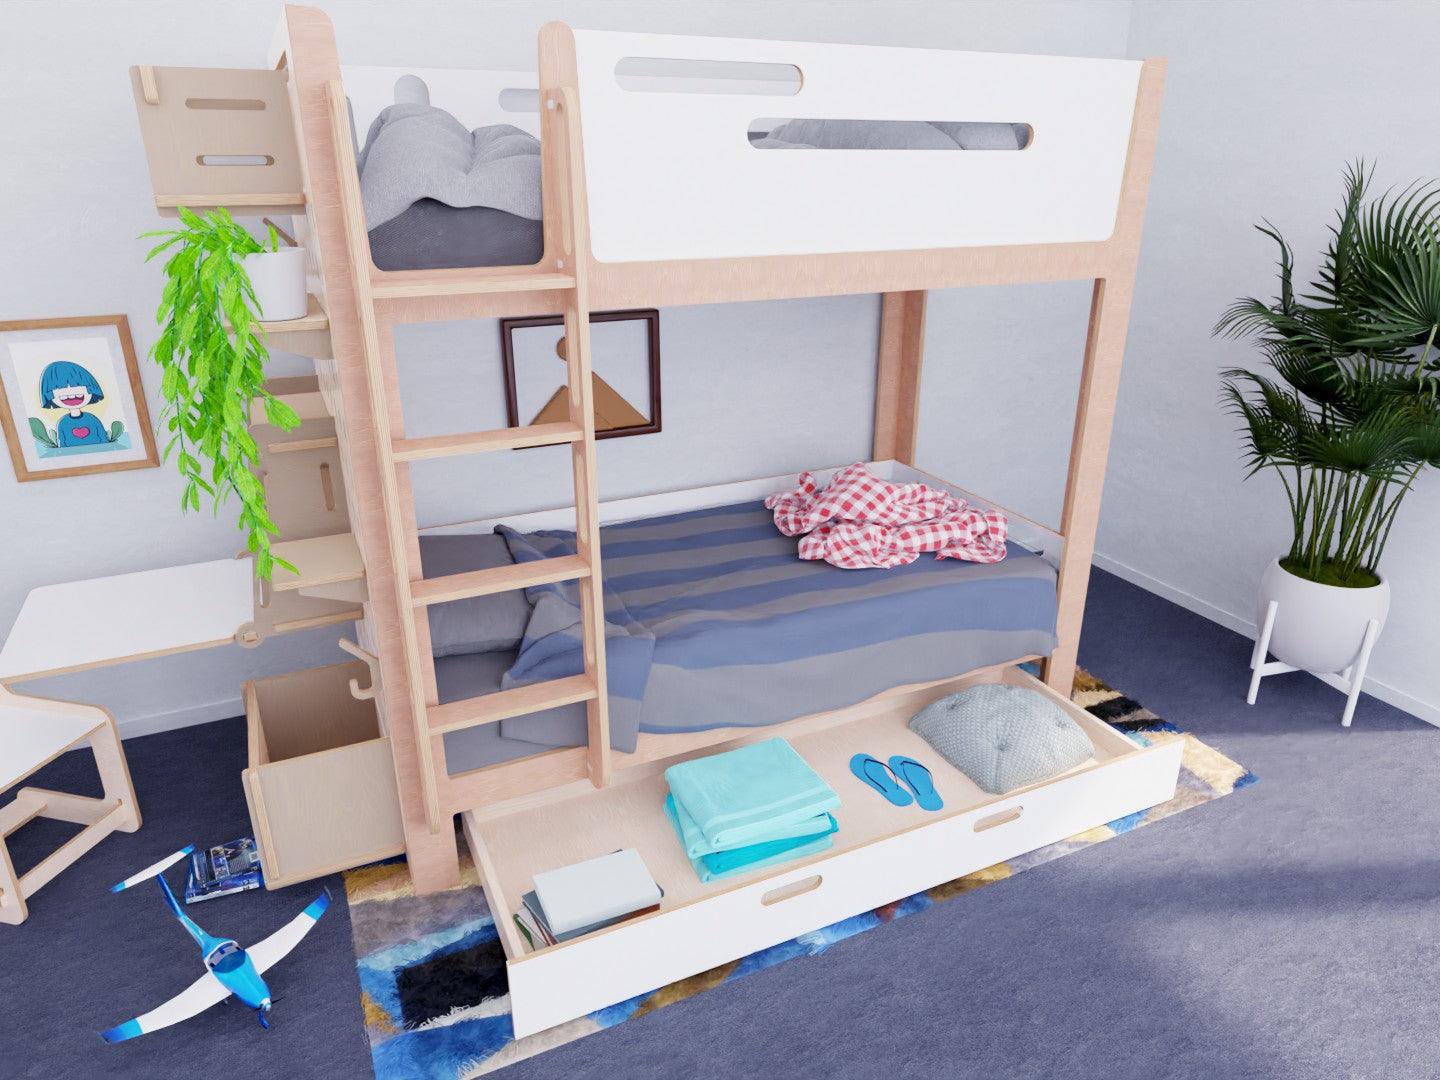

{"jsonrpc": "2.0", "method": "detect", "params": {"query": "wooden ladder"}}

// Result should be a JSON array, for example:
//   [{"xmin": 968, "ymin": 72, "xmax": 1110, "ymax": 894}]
[{"xmin": 321, "ymin": 81, "xmax": 610, "ymax": 833}]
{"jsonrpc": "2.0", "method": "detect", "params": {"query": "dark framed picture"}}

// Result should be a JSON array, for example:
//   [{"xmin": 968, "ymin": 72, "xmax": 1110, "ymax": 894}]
[
  {"xmin": 0, "ymin": 315, "xmax": 159, "ymax": 483},
  {"xmin": 500, "ymin": 309, "xmax": 660, "ymax": 440}
]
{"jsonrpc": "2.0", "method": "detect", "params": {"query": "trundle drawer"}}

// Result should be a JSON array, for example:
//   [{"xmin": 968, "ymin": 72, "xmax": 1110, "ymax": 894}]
[{"xmin": 464, "ymin": 666, "xmax": 1182, "ymax": 1038}]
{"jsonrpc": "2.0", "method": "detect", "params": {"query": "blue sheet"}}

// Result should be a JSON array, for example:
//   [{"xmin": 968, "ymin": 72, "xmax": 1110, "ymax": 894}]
[{"xmin": 496, "ymin": 502, "xmax": 1058, "ymax": 750}]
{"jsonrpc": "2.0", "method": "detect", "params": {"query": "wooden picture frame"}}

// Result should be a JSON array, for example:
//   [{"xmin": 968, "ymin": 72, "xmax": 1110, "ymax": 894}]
[
  {"xmin": 500, "ymin": 308, "xmax": 661, "ymax": 440},
  {"xmin": 0, "ymin": 315, "xmax": 159, "ymax": 482}
]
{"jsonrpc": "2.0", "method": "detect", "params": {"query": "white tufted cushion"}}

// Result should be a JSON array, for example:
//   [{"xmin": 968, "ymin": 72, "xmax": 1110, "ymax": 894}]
[{"xmin": 908, "ymin": 684, "xmax": 1094, "ymax": 795}]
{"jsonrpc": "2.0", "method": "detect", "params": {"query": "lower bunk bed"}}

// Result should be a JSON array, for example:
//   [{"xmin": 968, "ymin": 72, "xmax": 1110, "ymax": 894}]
[{"xmin": 368, "ymin": 462, "xmax": 1183, "ymax": 1037}]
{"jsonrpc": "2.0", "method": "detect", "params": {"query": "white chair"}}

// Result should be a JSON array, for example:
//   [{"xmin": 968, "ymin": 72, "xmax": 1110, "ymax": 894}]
[{"xmin": 0, "ymin": 684, "xmax": 141, "ymax": 925}]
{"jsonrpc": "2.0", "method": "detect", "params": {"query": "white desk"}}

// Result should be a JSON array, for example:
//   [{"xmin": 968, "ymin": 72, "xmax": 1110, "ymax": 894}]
[{"xmin": 0, "ymin": 559, "xmax": 254, "ymax": 682}]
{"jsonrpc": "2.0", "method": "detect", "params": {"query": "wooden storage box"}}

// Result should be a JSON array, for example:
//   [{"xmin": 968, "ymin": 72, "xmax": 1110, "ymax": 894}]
[
  {"xmin": 243, "ymin": 660, "xmax": 404, "ymax": 889},
  {"xmin": 464, "ymin": 665, "xmax": 1183, "ymax": 1038}
]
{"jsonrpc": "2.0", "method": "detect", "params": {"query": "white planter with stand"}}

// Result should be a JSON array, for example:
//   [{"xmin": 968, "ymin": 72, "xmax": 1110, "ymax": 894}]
[
  {"xmin": 239, "ymin": 247, "xmax": 307, "ymax": 322},
  {"xmin": 1247, "ymin": 559, "xmax": 1389, "ymax": 727}
]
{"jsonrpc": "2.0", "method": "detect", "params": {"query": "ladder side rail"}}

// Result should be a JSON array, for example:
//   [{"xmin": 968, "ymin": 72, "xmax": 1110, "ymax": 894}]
[
  {"xmin": 541, "ymin": 45, "xmax": 612, "ymax": 787},
  {"xmin": 322, "ymin": 79, "xmax": 446, "ymax": 832}
]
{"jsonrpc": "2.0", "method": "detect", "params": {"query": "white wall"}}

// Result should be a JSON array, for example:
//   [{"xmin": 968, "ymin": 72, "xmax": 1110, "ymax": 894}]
[
  {"xmin": 0, "ymin": 1, "xmax": 1132, "ymax": 735},
  {"xmin": 1098, "ymin": 0, "xmax": 1440, "ymax": 724}
]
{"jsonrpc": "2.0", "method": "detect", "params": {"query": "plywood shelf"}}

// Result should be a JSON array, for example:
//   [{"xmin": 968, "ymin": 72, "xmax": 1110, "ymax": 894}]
[
  {"xmin": 258, "ymin": 293, "xmax": 328, "ymax": 334},
  {"xmin": 270, "ymin": 533, "xmax": 364, "ymax": 593},
  {"xmin": 251, "ymin": 374, "xmax": 332, "ymax": 427}
]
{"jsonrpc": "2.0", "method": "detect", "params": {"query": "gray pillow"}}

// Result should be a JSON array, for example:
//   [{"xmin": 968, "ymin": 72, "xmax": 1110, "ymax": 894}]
[
  {"xmin": 419, "ymin": 534, "xmax": 531, "ymax": 656},
  {"xmin": 908, "ymin": 683, "xmax": 1094, "ymax": 795}
]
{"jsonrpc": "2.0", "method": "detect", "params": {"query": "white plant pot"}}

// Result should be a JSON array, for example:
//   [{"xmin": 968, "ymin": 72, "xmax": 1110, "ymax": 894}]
[
  {"xmin": 1257, "ymin": 559, "xmax": 1390, "ymax": 675},
  {"xmin": 239, "ymin": 247, "xmax": 307, "ymax": 322}
]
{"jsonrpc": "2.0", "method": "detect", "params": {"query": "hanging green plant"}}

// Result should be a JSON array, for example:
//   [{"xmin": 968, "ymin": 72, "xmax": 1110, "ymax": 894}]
[{"xmin": 142, "ymin": 208, "xmax": 301, "ymax": 580}]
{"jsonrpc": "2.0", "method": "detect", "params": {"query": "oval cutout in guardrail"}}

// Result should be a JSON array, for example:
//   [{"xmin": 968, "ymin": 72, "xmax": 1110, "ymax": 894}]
[
  {"xmin": 616, "ymin": 57, "xmax": 802, "ymax": 96},
  {"xmin": 749, "ymin": 118, "xmax": 1033, "ymax": 150},
  {"xmin": 196, "ymin": 154, "xmax": 275, "ymax": 167},
  {"xmin": 185, "ymin": 97, "xmax": 266, "ymax": 111},
  {"xmin": 498, "ymin": 87, "xmax": 540, "ymax": 114}
]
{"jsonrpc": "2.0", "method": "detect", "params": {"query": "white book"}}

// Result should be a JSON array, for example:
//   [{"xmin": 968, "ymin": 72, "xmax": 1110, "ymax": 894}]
[{"xmin": 532, "ymin": 848, "xmax": 661, "ymax": 936}]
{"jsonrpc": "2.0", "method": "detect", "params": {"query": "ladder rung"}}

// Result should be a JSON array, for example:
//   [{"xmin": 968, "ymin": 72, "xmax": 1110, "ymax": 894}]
[
  {"xmin": 427, "ymin": 674, "xmax": 598, "ymax": 735},
  {"xmin": 371, "ymin": 271, "xmax": 576, "ymax": 301},
  {"xmin": 412, "ymin": 554, "xmax": 589, "ymax": 608},
  {"xmin": 393, "ymin": 421, "xmax": 582, "ymax": 462}
]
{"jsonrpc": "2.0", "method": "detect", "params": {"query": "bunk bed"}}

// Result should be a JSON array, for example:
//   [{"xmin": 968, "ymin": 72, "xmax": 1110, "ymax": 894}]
[{"xmin": 106, "ymin": 6, "xmax": 1177, "ymax": 1036}]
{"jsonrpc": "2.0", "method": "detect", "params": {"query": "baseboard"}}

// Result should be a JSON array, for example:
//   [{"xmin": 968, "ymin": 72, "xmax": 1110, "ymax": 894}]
[
  {"xmin": 1092, "ymin": 552, "xmax": 1440, "ymax": 729},
  {"xmin": 116, "ymin": 695, "xmax": 244, "ymax": 740}
]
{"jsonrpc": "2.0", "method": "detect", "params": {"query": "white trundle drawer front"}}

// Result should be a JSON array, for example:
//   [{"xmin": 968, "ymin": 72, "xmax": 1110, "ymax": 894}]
[{"xmin": 502, "ymin": 729, "xmax": 1180, "ymax": 1039}]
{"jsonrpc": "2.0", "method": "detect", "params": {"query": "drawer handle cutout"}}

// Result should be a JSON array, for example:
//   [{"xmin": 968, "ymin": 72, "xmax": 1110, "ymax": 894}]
[
  {"xmin": 320, "ymin": 462, "xmax": 336, "ymax": 512},
  {"xmin": 761, "ymin": 874, "xmax": 822, "ymax": 906},
  {"xmin": 974, "ymin": 806, "xmax": 1023, "ymax": 832}
]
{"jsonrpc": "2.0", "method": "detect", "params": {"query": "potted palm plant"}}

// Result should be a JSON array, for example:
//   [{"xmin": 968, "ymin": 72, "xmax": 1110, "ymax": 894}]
[
  {"xmin": 1217, "ymin": 163, "xmax": 1440, "ymax": 678},
  {"xmin": 143, "ymin": 208, "xmax": 303, "ymax": 579}
]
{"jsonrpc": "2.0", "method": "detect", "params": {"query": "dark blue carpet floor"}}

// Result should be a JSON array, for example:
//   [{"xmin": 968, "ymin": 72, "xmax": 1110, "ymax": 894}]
[{"xmin": 3, "ymin": 569, "xmax": 1436, "ymax": 1079}]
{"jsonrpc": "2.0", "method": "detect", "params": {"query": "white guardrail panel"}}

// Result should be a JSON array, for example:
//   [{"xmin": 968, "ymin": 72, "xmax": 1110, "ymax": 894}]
[{"xmin": 572, "ymin": 30, "xmax": 1142, "ymax": 262}]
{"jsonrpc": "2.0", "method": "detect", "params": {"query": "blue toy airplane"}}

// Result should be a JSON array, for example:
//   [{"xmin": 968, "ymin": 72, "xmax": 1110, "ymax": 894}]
[{"xmin": 100, "ymin": 846, "xmax": 330, "ymax": 1043}]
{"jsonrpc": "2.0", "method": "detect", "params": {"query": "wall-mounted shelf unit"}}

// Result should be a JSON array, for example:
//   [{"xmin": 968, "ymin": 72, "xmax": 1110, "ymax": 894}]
[{"xmin": 129, "ymin": 65, "xmax": 306, "ymax": 217}]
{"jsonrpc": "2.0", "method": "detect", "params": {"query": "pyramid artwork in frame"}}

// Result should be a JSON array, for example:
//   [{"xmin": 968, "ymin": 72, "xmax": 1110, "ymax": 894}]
[{"xmin": 500, "ymin": 309, "xmax": 661, "ymax": 440}]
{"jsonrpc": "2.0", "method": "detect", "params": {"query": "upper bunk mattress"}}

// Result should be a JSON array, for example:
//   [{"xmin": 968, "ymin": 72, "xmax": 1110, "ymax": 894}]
[{"xmin": 487, "ymin": 501, "xmax": 1059, "ymax": 750}]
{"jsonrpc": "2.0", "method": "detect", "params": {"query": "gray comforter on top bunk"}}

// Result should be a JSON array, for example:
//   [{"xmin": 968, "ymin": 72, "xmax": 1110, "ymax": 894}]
[
  {"xmin": 358, "ymin": 103, "xmax": 544, "ymax": 270},
  {"xmin": 357, "ymin": 106, "xmax": 1029, "ymax": 271}
]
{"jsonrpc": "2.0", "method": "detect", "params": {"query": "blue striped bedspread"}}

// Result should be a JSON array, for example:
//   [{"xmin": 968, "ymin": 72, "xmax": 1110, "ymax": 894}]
[{"xmin": 496, "ymin": 501, "xmax": 1058, "ymax": 751}]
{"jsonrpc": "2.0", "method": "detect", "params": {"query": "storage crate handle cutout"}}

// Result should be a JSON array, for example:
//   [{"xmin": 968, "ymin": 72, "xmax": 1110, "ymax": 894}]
[
  {"xmin": 338, "ymin": 638, "xmax": 380, "ymax": 701},
  {"xmin": 973, "ymin": 805, "xmax": 1024, "ymax": 832},
  {"xmin": 761, "ymin": 874, "xmax": 823, "ymax": 906}
]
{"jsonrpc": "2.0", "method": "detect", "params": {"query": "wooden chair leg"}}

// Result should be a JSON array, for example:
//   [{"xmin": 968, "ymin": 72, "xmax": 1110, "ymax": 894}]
[
  {"xmin": 0, "ymin": 838, "xmax": 26, "ymax": 926},
  {"xmin": 90, "ymin": 715, "xmax": 141, "ymax": 833}
]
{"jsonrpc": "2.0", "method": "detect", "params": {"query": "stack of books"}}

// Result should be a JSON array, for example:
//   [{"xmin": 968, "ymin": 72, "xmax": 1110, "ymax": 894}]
[{"xmin": 512, "ymin": 849, "xmax": 661, "ymax": 950}]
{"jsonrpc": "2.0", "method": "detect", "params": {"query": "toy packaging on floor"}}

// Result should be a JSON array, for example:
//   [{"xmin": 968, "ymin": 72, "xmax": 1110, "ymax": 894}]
[{"xmin": 184, "ymin": 837, "xmax": 264, "ymax": 904}]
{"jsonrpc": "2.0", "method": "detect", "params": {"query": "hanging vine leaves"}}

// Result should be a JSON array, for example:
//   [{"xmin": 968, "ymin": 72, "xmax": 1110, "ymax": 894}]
[{"xmin": 143, "ymin": 208, "xmax": 301, "ymax": 580}]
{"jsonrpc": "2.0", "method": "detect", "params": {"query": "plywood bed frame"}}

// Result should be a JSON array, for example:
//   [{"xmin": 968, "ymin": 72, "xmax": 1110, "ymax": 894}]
[{"xmin": 118, "ymin": 5, "xmax": 1171, "ymax": 1032}]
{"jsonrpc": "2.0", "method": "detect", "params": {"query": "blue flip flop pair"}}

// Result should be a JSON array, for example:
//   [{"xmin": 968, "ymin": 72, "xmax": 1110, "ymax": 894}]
[{"xmin": 849, "ymin": 753, "xmax": 943, "ymax": 811}]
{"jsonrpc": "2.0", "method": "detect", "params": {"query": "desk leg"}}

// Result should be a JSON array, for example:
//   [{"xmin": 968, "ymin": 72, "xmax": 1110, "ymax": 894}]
[
  {"xmin": 91, "ymin": 715, "xmax": 141, "ymax": 833},
  {"xmin": 0, "ymin": 840, "xmax": 24, "ymax": 925}
]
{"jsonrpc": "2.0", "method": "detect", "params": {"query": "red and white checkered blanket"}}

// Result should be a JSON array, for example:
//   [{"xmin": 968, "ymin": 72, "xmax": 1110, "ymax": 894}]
[{"xmin": 764, "ymin": 463, "xmax": 1009, "ymax": 569}]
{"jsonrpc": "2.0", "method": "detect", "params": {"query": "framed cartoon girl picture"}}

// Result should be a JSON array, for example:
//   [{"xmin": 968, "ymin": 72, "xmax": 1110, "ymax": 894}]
[{"xmin": 0, "ymin": 315, "xmax": 159, "ymax": 482}]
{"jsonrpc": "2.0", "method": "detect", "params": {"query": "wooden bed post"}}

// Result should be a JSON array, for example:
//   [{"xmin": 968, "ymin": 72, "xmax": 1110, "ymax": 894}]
[
  {"xmin": 1043, "ymin": 58, "xmax": 1166, "ymax": 697},
  {"xmin": 873, "ymin": 290, "xmax": 927, "ymax": 464}
]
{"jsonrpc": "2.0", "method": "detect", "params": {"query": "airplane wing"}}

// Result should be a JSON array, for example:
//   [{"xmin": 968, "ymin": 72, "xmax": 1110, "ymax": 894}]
[
  {"xmin": 100, "ymin": 969, "xmax": 232, "ymax": 1043},
  {"xmin": 246, "ymin": 889, "xmax": 331, "ymax": 975}
]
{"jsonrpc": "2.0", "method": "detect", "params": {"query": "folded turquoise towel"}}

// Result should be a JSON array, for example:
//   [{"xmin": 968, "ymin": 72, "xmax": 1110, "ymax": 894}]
[
  {"xmin": 697, "ymin": 814, "xmax": 838, "ymax": 881},
  {"xmin": 665, "ymin": 793, "xmax": 833, "ymax": 859},
  {"xmin": 664, "ymin": 798, "xmax": 838, "ymax": 883},
  {"xmin": 664, "ymin": 737, "xmax": 840, "ymax": 852}
]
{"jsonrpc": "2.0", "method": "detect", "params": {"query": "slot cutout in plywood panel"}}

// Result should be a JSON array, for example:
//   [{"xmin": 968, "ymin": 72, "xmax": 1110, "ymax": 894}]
[{"xmin": 571, "ymin": 29, "xmax": 1142, "ymax": 261}]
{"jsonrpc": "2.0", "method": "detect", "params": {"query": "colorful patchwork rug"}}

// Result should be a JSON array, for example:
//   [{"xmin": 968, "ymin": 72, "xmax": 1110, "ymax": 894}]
[{"xmin": 344, "ymin": 671, "xmax": 1255, "ymax": 1078}]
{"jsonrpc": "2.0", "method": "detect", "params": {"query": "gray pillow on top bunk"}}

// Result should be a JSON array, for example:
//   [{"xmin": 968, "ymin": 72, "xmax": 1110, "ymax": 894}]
[
  {"xmin": 418, "ymin": 534, "xmax": 530, "ymax": 657},
  {"xmin": 908, "ymin": 683, "xmax": 1093, "ymax": 795}
]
